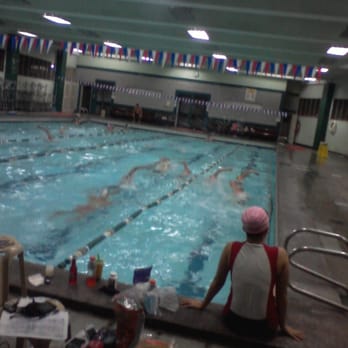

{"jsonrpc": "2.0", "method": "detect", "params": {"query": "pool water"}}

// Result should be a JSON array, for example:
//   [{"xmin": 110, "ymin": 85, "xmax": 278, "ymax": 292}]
[{"xmin": 0, "ymin": 121, "xmax": 276, "ymax": 304}]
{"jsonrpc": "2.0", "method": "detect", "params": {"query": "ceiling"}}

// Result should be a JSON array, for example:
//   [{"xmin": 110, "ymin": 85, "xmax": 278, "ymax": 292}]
[{"xmin": 1, "ymin": 0, "xmax": 348, "ymax": 81}]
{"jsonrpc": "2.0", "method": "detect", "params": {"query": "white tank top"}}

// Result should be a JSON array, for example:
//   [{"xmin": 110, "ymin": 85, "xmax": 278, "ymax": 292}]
[{"xmin": 230, "ymin": 242, "xmax": 271, "ymax": 320}]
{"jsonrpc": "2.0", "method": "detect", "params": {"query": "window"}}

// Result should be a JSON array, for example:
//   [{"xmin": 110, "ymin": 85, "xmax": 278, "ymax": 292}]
[
  {"xmin": 297, "ymin": 98, "xmax": 320, "ymax": 117},
  {"xmin": 331, "ymin": 99, "xmax": 348, "ymax": 121},
  {"xmin": 18, "ymin": 55, "xmax": 54, "ymax": 80}
]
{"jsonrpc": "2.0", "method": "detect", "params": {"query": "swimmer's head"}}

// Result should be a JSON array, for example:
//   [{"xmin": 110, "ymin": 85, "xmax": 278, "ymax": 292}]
[
  {"xmin": 236, "ymin": 192, "xmax": 247, "ymax": 204},
  {"xmin": 101, "ymin": 189, "xmax": 109, "ymax": 198}
]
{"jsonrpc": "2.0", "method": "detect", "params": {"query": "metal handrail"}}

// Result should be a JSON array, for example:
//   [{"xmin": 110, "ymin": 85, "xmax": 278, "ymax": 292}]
[{"xmin": 284, "ymin": 228, "xmax": 348, "ymax": 311}]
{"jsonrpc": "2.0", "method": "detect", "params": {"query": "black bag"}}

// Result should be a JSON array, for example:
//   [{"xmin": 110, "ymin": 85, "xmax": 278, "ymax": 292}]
[{"xmin": 18, "ymin": 299, "xmax": 57, "ymax": 318}]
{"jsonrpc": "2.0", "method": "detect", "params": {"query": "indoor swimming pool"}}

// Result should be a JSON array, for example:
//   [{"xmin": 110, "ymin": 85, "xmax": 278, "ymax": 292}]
[{"xmin": 0, "ymin": 121, "xmax": 276, "ymax": 304}]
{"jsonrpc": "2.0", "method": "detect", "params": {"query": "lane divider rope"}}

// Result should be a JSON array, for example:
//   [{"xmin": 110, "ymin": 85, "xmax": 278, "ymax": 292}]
[{"xmin": 0, "ymin": 131, "xmax": 165, "ymax": 164}]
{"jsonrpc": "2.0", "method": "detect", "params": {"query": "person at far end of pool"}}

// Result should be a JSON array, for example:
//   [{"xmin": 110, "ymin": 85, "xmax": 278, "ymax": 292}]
[{"xmin": 181, "ymin": 206, "xmax": 304, "ymax": 342}]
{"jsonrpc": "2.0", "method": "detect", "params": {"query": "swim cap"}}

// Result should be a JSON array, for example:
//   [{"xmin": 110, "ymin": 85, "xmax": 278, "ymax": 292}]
[
  {"xmin": 101, "ymin": 189, "xmax": 109, "ymax": 198},
  {"xmin": 242, "ymin": 206, "xmax": 269, "ymax": 235}
]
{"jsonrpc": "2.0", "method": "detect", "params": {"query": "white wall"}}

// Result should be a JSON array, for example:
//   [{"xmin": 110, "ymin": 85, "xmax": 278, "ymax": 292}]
[
  {"xmin": 325, "ymin": 120, "xmax": 348, "ymax": 155},
  {"xmin": 76, "ymin": 55, "xmax": 284, "ymax": 126},
  {"xmin": 295, "ymin": 82, "xmax": 324, "ymax": 147},
  {"xmin": 62, "ymin": 80, "xmax": 79, "ymax": 113},
  {"xmin": 296, "ymin": 115, "xmax": 317, "ymax": 147},
  {"xmin": 325, "ymin": 82, "xmax": 348, "ymax": 156}
]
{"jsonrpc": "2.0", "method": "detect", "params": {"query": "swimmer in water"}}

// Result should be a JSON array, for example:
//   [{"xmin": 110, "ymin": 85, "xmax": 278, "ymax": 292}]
[
  {"xmin": 180, "ymin": 161, "xmax": 192, "ymax": 177},
  {"xmin": 229, "ymin": 168, "xmax": 258, "ymax": 204},
  {"xmin": 59, "ymin": 126, "xmax": 67, "ymax": 136},
  {"xmin": 52, "ymin": 189, "xmax": 110, "ymax": 220},
  {"xmin": 209, "ymin": 167, "xmax": 233, "ymax": 182},
  {"xmin": 107, "ymin": 158, "xmax": 191, "ymax": 196},
  {"xmin": 37, "ymin": 125, "xmax": 54, "ymax": 141},
  {"xmin": 105, "ymin": 123, "xmax": 115, "ymax": 133}
]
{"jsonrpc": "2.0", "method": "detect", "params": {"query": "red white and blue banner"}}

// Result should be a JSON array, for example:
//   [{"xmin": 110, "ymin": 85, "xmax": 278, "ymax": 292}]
[{"xmin": 0, "ymin": 33, "xmax": 321, "ymax": 80}]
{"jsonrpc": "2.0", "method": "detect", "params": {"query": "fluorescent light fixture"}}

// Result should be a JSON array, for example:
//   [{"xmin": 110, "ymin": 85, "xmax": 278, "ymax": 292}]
[
  {"xmin": 212, "ymin": 53, "xmax": 227, "ymax": 60},
  {"xmin": 141, "ymin": 56, "xmax": 154, "ymax": 62},
  {"xmin": 304, "ymin": 77, "xmax": 317, "ymax": 82},
  {"xmin": 326, "ymin": 46, "xmax": 348, "ymax": 56},
  {"xmin": 226, "ymin": 66, "xmax": 238, "ymax": 72},
  {"xmin": 187, "ymin": 29, "xmax": 209, "ymax": 41},
  {"xmin": 17, "ymin": 30, "xmax": 37, "ymax": 38},
  {"xmin": 43, "ymin": 13, "xmax": 71, "ymax": 25},
  {"xmin": 104, "ymin": 41, "xmax": 122, "ymax": 48},
  {"xmin": 179, "ymin": 62, "xmax": 194, "ymax": 68},
  {"xmin": 72, "ymin": 48, "xmax": 83, "ymax": 54},
  {"xmin": 320, "ymin": 67, "xmax": 329, "ymax": 73}
]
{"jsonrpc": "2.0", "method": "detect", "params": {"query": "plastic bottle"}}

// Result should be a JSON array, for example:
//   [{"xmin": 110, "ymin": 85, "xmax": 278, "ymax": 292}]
[
  {"xmin": 86, "ymin": 256, "xmax": 97, "ymax": 287},
  {"xmin": 108, "ymin": 272, "xmax": 118, "ymax": 289},
  {"xmin": 69, "ymin": 256, "xmax": 77, "ymax": 286},
  {"xmin": 149, "ymin": 278, "xmax": 156, "ymax": 290}
]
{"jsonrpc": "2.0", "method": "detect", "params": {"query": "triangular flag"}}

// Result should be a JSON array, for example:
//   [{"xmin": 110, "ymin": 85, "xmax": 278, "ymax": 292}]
[
  {"xmin": 201, "ymin": 56, "xmax": 207, "ymax": 68},
  {"xmin": 245, "ymin": 60, "xmax": 251, "ymax": 74},
  {"xmin": 46, "ymin": 40, "xmax": 53, "ymax": 54},
  {"xmin": 207, "ymin": 56, "xmax": 213, "ymax": 69}
]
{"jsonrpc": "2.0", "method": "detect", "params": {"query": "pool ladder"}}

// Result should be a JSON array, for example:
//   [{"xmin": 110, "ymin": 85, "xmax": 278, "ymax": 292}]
[{"xmin": 284, "ymin": 228, "xmax": 348, "ymax": 311}]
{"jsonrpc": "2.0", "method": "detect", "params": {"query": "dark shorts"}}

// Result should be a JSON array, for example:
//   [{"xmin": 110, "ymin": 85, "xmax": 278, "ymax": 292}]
[{"xmin": 223, "ymin": 311, "xmax": 277, "ymax": 339}]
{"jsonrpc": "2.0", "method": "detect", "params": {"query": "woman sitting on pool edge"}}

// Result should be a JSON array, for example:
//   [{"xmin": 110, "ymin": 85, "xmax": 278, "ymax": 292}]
[{"xmin": 181, "ymin": 206, "xmax": 304, "ymax": 341}]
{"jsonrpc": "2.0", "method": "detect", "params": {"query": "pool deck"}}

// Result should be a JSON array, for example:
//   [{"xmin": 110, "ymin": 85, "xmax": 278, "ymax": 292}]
[{"xmin": 5, "ymin": 117, "xmax": 348, "ymax": 348}]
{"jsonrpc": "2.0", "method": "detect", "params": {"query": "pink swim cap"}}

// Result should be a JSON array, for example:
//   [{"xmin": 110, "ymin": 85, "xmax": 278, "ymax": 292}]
[{"xmin": 242, "ymin": 206, "xmax": 269, "ymax": 235}]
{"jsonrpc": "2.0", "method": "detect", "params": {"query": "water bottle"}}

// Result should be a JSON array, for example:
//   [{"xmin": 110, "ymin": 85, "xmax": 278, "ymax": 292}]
[
  {"xmin": 69, "ymin": 256, "xmax": 77, "ymax": 286},
  {"xmin": 108, "ymin": 272, "xmax": 118, "ymax": 289},
  {"xmin": 86, "ymin": 256, "xmax": 97, "ymax": 288},
  {"xmin": 149, "ymin": 278, "xmax": 156, "ymax": 290}
]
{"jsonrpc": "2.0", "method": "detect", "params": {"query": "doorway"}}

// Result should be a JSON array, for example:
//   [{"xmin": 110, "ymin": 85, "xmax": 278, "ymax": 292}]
[
  {"xmin": 175, "ymin": 90, "xmax": 211, "ymax": 131},
  {"xmin": 81, "ymin": 86, "xmax": 92, "ymax": 113}
]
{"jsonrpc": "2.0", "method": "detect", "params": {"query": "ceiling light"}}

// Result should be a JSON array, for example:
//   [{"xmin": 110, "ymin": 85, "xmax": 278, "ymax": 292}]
[
  {"xmin": 104, "ymin": 41, "xmax": 122, "ymax": 48},
  {"xmin": 326, "ymin": 46, "xmax": 348, "ymax": 56},
  {"xmin": 212, "ymin": 53, "xmax": 227, "ymax": 60},
  {"xmin": 320, "ymin": 67, "xmax": 329, "ymax": 73},
  {"xmin": 72, "ymin": 48, "xmax": 82, "ymax": 54},
  {"xmin": 179, "ymin": 62, "xmax": 194, "ymax": 68},
  {"xmin": 226, "ymin": 66, "xmax": 238, "ymax": 72},
  {"xmin": 17, "ymin": 31, "xmax": 37, "ymax": 38},
  {"xmin": 142, "ymin": 56, "xmax": 154, "ymax": 62},
  {"xmin": 43, "ymin": 13, "xmax": 71, "ymax": 25},
  {"xmin": 187, "ymin": 29, "xmax": 209, "ymax": 41},
  {"xmin": 304, "ymin": 77, "xmax": 317, "ymax": 82}
]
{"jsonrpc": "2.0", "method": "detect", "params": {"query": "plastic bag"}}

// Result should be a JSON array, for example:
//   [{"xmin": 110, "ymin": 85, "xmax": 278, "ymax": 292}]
[
  {"xmin": 114, "ymin": 296, "xmax": 145, "ymax": 348},
  {"xmin": 157, "ymin": 287, "xmax": 179, "ymax": 312}
]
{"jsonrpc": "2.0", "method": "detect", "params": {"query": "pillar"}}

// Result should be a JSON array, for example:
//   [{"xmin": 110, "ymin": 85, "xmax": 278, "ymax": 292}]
[
  {"xmin": 52, "ymin": 49, "xmax": 67, "ymax": 112},
  {"xmin": 313, "ymin": 83, "xmax": 335, "ymax": 150},
  {"xmin": 4, "ymin": 35, "xmax": 20, "ymax": 110}
]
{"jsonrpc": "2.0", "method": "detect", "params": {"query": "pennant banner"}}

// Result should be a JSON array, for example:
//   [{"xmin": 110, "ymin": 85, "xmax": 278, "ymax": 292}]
[{"xmin": 1, "ymin": 33, "xmax": 321, "ymax": 81}]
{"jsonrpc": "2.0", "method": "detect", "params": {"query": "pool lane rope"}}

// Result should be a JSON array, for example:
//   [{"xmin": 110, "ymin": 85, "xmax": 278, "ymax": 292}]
[
  {"xmin": 1, "ymin": 126, "xmax": 125, "ymax": 145},
  {"xmin": 57, "ymin": 145, "xmax": 241, "ymax": 269},
  {"xmin": 0, "ymin": 129, "xmax": 164, "ymax": 164}
]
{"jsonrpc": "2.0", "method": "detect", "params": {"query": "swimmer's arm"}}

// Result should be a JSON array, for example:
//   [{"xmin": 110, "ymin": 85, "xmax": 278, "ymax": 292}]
[
  {"xmin": 181, "ymin": 161, "xmax": 191, "ymax": 175},
  {"xmin": 276, "ymin": 247, "xmax": 304, "ymax": 341},
  {"xmin": 210, "ymin": 167, "xmax": 232, "ymax": 180}
]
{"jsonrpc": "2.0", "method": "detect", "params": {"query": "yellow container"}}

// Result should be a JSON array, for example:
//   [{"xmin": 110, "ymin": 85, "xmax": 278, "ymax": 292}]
[{"xmin": 317, "ymin": 142, "xmax": 328, "ymax": 159}]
